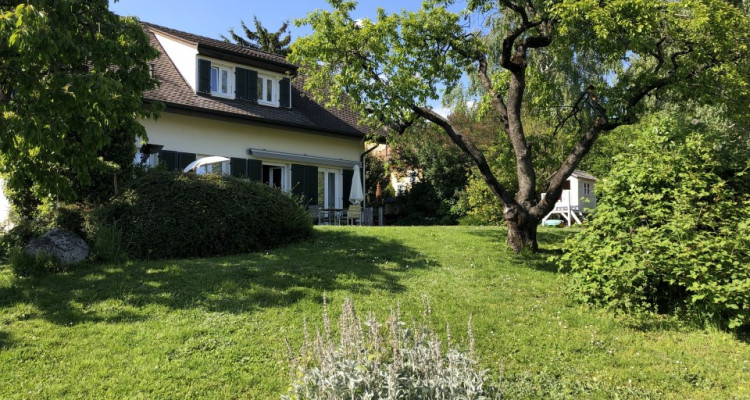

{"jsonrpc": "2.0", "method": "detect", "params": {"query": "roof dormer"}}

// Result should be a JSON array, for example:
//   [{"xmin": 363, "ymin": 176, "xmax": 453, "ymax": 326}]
[{"xmin": 196, "ymin": 57, "xmax": 291, "ymax": 108}]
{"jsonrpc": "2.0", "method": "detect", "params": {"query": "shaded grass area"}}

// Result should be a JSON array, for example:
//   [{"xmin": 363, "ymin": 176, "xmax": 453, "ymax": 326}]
[{"xmin": 0, "ymin": 226, "xmax": 748, "ymax": 399}]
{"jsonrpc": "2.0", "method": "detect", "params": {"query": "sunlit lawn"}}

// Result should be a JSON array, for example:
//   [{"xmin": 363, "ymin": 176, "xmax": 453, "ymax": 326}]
[{"xmin": 0, "ymin": 226, "xmax": 748, "ymax": 399}]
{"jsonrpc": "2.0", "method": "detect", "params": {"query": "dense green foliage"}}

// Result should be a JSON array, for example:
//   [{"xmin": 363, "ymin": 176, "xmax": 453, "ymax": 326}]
[
  {"xmin": 562, "ymin": 112, "xmax": 750, "ymax": 330},
  {"xmin": 89, "ymin": 171, "xmax": 312, "ymax": 259},
  {"xmin": 0, "ymin": 1, "xmax": 160, "ymax": 211},
  {"xmin": 388, "ymin": 122, "xmax": 471, "ymax": 224},
  {"xmin": 222, "ymin": 15, "xmax": 291, "ymax": 56},
  {"xmin": 1, "ymin": 226, "xmax": 748, "ymax": 398}
]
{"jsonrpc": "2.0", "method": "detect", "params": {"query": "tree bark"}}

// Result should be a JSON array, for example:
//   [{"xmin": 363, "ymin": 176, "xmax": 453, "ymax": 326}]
[{"xmin": 504, "ymin": 203, "xmax": 538, "ymax": 252}]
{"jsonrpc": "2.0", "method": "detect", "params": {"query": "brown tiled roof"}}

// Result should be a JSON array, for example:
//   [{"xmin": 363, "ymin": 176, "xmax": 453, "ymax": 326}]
[
  {"xmin": 144, "ymin": 22, "xmax": 295, "ymax": 71},
  {"xmin": 142, "ymin": 23, "xmax": 369, "ymax": 139}
]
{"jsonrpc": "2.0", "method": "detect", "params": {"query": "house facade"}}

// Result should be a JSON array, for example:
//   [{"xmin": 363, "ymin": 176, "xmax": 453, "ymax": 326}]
[{"xmin": 138, "ymin": 22, "xmax": 369, "ymax": 209}]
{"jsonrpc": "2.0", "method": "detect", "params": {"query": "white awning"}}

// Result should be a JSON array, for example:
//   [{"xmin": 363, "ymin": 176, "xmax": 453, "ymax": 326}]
[
  {"xmin": 183, "ymin": 156, "xmax": 230, "ymax": 173},
  {"xmin": 247, "ymin": 148, "xmax": 359, "ymax": 168}
]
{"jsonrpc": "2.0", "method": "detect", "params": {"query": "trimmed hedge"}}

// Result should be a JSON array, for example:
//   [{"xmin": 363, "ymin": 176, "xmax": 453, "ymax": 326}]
[{"xmin": 88, "ymin": 171, "xmax": 312, "ymax": 259}]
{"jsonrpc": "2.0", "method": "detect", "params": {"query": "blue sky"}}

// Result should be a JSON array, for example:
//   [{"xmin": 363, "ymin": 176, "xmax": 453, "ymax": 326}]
[{"xmin": 109, "ymin": 0, "xmax": 444, "ymax": 42}]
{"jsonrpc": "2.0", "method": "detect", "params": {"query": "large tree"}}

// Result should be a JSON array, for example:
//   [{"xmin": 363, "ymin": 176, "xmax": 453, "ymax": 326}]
[
  {"xmin": 291, "ymin": 0, "xmax": 750, "ymax": 252},
  {"xmin": 222, "ymin": 16, "xmax": 292, "ymax": 56},
  {"xmin": 0, "ymin": 1, "xmax": 160, "ymax": 212}
]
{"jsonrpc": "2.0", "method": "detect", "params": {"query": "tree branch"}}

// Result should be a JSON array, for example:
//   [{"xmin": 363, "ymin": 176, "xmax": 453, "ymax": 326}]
[{"xmin": 411, "ymin": 105, "xmax": 517, "ymax": 206}]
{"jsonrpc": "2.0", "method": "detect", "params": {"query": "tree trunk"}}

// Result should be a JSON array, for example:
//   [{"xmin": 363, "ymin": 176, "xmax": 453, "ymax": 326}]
[{"xmin": 504, "ymin": 204, "xmax": 539, "ymax": 252}]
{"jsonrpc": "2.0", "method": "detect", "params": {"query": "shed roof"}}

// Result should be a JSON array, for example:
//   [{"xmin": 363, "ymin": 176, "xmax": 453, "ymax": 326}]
[{"xmin": 571, "ymin": 170, "xmax": 598, "ymax": 181}]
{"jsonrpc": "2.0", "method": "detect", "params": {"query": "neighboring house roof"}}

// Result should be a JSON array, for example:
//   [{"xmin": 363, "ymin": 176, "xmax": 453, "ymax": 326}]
[
  {"xmin": 141, "ymin": 22, "xmax": 369, "ymax": 139},
  {"xmin": 571, "ymin": 170, "xmax": 598, "ymax": 181}
]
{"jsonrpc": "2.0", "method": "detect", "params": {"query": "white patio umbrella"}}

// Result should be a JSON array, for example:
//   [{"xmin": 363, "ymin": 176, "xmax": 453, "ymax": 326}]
[
  {"xmin": 182, "ymin": 156, "xmax": 230, "ymax": 173},
  {"xmin": 349, "ymin": 164, "xmax": 364, "ymax": 205}
]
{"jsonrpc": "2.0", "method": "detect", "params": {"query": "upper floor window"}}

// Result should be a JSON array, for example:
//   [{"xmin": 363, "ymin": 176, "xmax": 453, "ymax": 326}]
[
  {"xmin": 198, "ymin": 58, "xmax": 291, "ymax": 108},
  {"xmin": 257, "ymin": 74, "xmax": 277, "ymax": 106},
  {"xmin": 210, "ymin": 65, "xmax": 232, "ymax": 97}
]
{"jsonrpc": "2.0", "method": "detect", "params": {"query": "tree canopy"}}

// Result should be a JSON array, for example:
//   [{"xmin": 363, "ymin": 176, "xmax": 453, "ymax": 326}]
[
  {"xmin": 291, "ymin": 0, "xmax": 750, "ymax": 251},
  {"xmin": 0, "ymin": 1, "xmax": 160, "ymax": 211},
  {"xmin": 222, "ymin": 16, "xmax": 292, "ymax": 56}
]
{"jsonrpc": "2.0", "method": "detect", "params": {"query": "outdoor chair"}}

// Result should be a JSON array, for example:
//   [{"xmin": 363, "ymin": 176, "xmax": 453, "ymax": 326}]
[
  {"xmin": 346, "ymin": 205, "xmax": 362, "ymax": 225},
  {"xmin": 308, "ymin": 205, "xmax": 321, "ymax": 225}
]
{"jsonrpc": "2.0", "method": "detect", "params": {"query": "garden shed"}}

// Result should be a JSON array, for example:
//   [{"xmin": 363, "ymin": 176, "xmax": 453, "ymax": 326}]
[{"xmin": 541, "ymin": 170, "xmax": 598, "ymax": 226}]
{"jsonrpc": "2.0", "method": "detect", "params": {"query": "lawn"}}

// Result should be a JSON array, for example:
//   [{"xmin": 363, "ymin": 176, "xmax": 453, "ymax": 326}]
[{"xmin": 1, "ymin": 226, "xmax": 748, "ymax": 399}]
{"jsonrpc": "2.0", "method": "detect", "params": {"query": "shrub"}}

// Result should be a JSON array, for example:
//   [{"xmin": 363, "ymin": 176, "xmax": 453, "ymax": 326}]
[
  {"xmin": 561, "ymin": 115, "xmax": 750, "ymax": 330},
  {"xmin": 41, "ymin": 203, "xmax": 87, "ymax": 237},
  {"xmin": 90, "ymin": 223, "xmax": 127, "ymax": 263},
  {"xmin": 9, "ymin": 247, "xmax": 64, "ymax": 277},
  {"xmin": 0, "ymin": 220, "xmax": 44, "ymax": 261},
  {"xmin": 454, "ymin": 172, "xmax": 505, "ymax": 226},
  {"xmin": 87, "ymin": 171, "xmax": 312, "ymax": 259},
  {"xmin": 284, "ymin": 296, "xmax": 499, "ymax": 399}
]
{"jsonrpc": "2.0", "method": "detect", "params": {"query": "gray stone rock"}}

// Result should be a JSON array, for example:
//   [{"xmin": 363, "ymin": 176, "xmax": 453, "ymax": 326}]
[{"xmin": 26, "ymin": 228, "xmax": 89, "ymax": 265}]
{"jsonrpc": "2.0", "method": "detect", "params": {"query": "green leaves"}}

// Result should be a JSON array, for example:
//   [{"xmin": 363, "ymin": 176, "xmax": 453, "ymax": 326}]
[
  {"xmin": 291, "ymin": 0, "xmax": 477, "ymax": 129},
  {"xmin": 562, "ymin": 109, "xmax": 750, "ymax": 331},
  {"xmin": 0, "ymin": 2, "xmax": 160, "ymax": 209}
]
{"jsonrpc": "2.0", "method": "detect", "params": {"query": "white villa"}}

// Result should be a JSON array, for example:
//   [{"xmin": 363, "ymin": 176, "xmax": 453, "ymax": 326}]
[{"xmin": 136, "ymin": 22, "xmax": 369, "ymax": 209}]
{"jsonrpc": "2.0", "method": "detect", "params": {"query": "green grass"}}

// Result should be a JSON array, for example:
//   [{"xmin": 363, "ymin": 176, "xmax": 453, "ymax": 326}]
[{"xmin": 0, "ymin": 226, "xmax": 748, "ymax": 399}]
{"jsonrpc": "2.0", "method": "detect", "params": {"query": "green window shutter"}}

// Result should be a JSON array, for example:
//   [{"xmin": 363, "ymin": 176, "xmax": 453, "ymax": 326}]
[
  {"xmin": 291, "ymin": 164, "xmax": 319, "ymax": 205},
  {"xmin": 158, "ymin": 150, "xmax": 178, "ymax": 171},
  {"xmin": 177, "ymin": 152, "xmax": 196, "ymax": 171},
  {"xmin": 197, "ymin": 59, "xmax": 211, "ymax": 94},
  {"xmin": 248, "ymin": 69, "xmax": 258, "ymax": 102},
  {"xmin": 305, "ymin": 165, "xmax": 319, "ymax": 206},
  {"xmin": 230, "ymin": 157, "xmax": 248, "ymax": 178},
  {"xmin": 342, "ymin": 169, "xmax": 353, "ymax": 205},
  {"xmin": 279, "ymin": 77, "xmax": 291, "ymax": 108},
  {"xmin": 248, "ymin": 159, "xmax": 262, "ymax": 182},
  {"xmin": 235, "ymin": 68, "xmax": 248, "ymax": 100}
]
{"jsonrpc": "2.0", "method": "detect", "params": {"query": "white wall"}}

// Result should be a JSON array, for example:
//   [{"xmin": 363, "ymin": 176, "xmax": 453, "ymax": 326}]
[
  {"xmin": 140, "ymin": 112, "xmax": 362, "ymax": 164},
  {"xmin": 154, "ymin": 33, "xmax": 199, "ymax": 91},
  {"xmin": 577, "ymin": 178, "xmax": 597, "ymax": 211}
]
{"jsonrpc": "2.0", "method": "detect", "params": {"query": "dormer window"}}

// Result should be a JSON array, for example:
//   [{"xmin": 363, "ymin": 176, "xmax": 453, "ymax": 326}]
[
  {"xmin": 198, "ymin": 58, "xmax": 291, "ymax": 108},
  {"xmin": 210, "ymin": 65, "xmax": 232, "ymax": 97},
  {"xmin": 257, "ymin": 74, "xmax": 277, "ymax": 106}
]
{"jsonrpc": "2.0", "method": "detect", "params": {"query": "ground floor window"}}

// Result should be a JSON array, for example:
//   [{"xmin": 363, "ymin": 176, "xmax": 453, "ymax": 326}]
[{"xmin": 263, "ymin": 164, "xmax": 285, "ymax": 189}]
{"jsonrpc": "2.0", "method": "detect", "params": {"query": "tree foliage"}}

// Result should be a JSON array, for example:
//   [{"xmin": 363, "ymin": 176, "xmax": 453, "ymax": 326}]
[
  {"xmin": 0, "ymin": 1, "xmax": 160, "ymax": 212},
  {"xmin": 291, "ymin": 0, "xmax": 750, "ymax": 251},
  {"xmin": 222, "ymin": 15, "xmax": 291, "ymax": 56},
  {"xmin": 561, "ymin": 109, "xmax": 750, "ymax": 330},
  {"xmin": 388, "ymin": 121, "xmax": 471, "ymax": 223}
]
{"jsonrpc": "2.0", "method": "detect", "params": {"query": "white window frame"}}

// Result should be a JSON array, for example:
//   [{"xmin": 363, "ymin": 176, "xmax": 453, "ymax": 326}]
[
  {"xmin": 257, "ymin": 73, "xmax": 279, "ymax": 107},
  {"xmin": 263, "ymin": 163, "xmax": 287, "ymax": 191},
  {"xmin": 210, "ymin": 63, "xmax": 233, "ymax": 98},
  {"xmin": 318, "ymin": 168, "xmax": 342, "ymax": 209}
]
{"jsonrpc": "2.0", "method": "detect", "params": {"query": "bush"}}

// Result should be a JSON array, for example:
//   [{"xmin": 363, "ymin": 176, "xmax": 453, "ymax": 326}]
[
  {"xmin": 284, "ymin": 296, "xmax": 498, "ymax": 399},
  {"xmin": 0, "ymin": 221, "xmax": 44, "ymax": 261},
  {"xmin": 454, "ymin": 172, "xmax": 505, "ymax": 226},
  {"xmin": 87, "ymin": 171, "xmax": 312, "ymax": 259},
  {"xmin": 41, "ymin": 203, "xmax": 87, "ymax": 237},
  {"xmin": 562, "ymin": 116, "xmax": 750, "ymax": 330},
  {"xmin": 9, "ymin": 247, "xmax": 64, "ymax": 277},
  {"xmin": 90, "ymin": 223, "xmax": 127, "ymax": 263}
]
